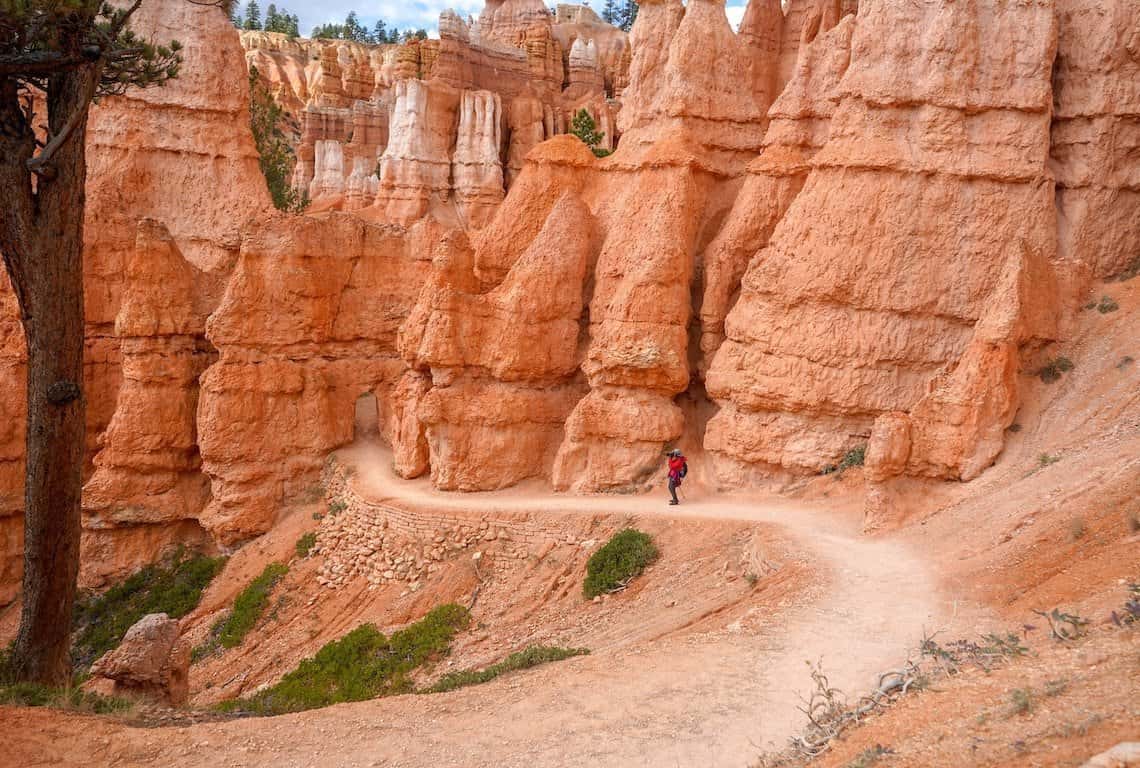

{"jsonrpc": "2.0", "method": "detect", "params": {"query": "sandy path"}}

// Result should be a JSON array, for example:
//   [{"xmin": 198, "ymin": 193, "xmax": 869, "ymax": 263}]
[{"xmin": 5, "ymin": 446, "xmax": 983, "ymax": 768}]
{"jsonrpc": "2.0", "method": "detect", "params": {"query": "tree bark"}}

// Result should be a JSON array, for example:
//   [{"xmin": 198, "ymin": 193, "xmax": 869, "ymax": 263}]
[{"xmin": 3, "ymin": 66, "xmax": 95, "ymax": 686}]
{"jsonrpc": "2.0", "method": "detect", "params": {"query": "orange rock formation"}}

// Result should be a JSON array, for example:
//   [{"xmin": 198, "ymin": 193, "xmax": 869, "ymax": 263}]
[{"xmin": 243, "ymin": 0, "xmax": 629, "ymax": 226}]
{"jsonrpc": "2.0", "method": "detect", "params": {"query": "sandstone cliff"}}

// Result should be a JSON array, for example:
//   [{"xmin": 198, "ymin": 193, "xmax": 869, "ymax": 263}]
[
  {"xmin": 707, "ymin": 0, "xmax": 1062, "ymax": 494},
  {"xmin": 0, "ymin": 0, "xmax": 270, "ymax": 593}
]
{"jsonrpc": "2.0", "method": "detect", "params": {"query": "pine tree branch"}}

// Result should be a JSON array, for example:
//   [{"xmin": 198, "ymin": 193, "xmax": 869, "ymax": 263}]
[
  {"xmin": 107, "ymin": 0, "xmax": 146, "ymax": 40},
  {"xmin": 25, "ymin": 68, "xmax": 100, "ymax": 178},
  {"xmin": 0, "ymin": 52, "xmax": 85, "ymax": 77}
]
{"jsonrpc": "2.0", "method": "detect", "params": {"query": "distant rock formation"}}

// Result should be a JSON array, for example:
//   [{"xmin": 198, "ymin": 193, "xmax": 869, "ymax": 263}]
[{"xmin": 243, "ymin": 2, "xmax": 630, "ymax": 227}]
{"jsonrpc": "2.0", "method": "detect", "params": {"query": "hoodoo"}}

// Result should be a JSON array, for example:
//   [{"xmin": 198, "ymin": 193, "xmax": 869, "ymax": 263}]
[{"xmin": 1, "ymin": 0, "xmax": 1137, "ymax": 764}]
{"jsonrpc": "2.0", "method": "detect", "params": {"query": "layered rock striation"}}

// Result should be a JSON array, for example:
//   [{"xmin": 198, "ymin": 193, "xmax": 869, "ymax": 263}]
[
  {"xmin": 706, "ymin": 0, "xmax": 1063, "ymax": 495},
  {"xmin": 196, "ymin": 214, "xmax": 429, "ymax": 541},
  {"xmin": 0, "ymin": 0, "xmax": 269, "ymax": 594}
]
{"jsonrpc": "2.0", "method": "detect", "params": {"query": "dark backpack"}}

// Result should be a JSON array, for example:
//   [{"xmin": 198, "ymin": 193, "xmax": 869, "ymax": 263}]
[{"xmin": 680, "ymin": 461, "xmax": 688, "ymax": 479}]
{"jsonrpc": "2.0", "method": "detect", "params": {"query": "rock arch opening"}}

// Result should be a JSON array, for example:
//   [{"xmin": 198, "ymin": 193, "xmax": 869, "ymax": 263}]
[{"xmin": 354, "ymin": 391, "xmax": 380, "ymax": 441}]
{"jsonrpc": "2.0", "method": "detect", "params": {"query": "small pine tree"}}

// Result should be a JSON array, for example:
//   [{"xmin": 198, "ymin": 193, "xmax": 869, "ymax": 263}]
[
  {"xmin": 264, "ymin": 3, "xmax": 278, "ymax": 31},
  {"xmin": 344, "ymin": 11, "xmax": 367, "ymax": 42},
  {"xmin": 248, "ymin": 66, "xmax": 308, "ymax": 213},
  {"xmin": 570, "ymin": 108, "xmax": 610, "ymax": 158},
  {"xmin": 372, "ymin": 19, "xmax": 388, "ymax": 44},
  {"xmin": 601, "ymin": 0, "xmax": 618, "ymax": 24},
  {"xmin": 242, "ymin": 0, "xmax": 262, "ymax": 30},
  {"xmin": 616, "ymin": 0, "xmax": 638, "ymax": 31}
]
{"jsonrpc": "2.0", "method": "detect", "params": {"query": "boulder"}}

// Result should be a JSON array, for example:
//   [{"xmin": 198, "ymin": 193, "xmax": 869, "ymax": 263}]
[{"xmin": 88, "ymin": 613, "xmax": 189, "ymax": 706}]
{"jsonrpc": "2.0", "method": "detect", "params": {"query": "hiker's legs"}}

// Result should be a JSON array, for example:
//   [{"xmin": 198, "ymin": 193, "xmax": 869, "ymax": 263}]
[{"xmin": 668, "ymin": 479, "xmax": 679, "ymax": 504}]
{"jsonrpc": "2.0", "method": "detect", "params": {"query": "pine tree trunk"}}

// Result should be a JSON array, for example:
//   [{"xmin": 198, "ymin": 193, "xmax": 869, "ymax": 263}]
[{"xmin": 4, "ymin": 67, "xmax": 94, "ymax": 686}]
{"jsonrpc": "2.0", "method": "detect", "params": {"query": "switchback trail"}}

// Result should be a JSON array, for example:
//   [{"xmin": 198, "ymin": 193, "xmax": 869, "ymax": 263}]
[{"xmin": 4, "ymin": 443, "xmax": 988, "ymax": 768}]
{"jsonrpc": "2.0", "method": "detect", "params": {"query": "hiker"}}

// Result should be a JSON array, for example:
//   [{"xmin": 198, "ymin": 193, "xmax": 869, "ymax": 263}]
[{"xmin": 666, "ymin": 448, "xmax": 688, "ymax": 505}]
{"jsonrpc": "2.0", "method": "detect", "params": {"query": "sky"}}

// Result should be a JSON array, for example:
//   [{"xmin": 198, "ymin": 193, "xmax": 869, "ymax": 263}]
[{"xmin": 279, "ymin": 0, "xmax": 749, "ymax": 38}]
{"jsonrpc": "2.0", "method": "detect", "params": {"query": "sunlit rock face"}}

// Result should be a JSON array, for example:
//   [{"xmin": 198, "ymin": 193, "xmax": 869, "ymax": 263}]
[{"xmin": 706, "ymin": 0, "xmax": 1062, "ymax": 489}]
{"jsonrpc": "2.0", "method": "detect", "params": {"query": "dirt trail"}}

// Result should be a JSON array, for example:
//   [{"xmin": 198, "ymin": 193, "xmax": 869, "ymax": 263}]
[{"xmin": 5, "ymin": 446, "xmax": 987, "ymax": 768}]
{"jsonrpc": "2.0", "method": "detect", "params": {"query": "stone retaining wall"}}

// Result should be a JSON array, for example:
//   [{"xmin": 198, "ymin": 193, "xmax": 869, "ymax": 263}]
[{"xmin": 313, "ymin": 460, "xmax": 607, "ymax": 591}]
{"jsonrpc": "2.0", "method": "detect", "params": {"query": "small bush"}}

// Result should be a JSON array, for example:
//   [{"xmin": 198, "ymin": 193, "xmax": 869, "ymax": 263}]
[
  {"xmin": 847, "ymin": 745, "xmax": 894, "ymax": 768},
  {"xmin": 328, "ymin": 499, "xmax": 347, "ymax": 516},
  {"xmin": 583, "ymin": 529, "xmax": 659, "ymax": 598},
  {"xmin": 1097, "ymin": 296, "xmax": 1120, "ymax": 314},
  {"xmin": 1038, "ymin": 356, "xmax": 1074, "ymax": 383},
  {"xmin": 72, "ymin": 548, "xmax": 227, "ymax": 669},
  {"xmin": 1112, "ymin": 254, "xmax": 1140, "ymax": 282},
  {"xmin": 839, "ymin": 445, "xmax": 867, "ymax": 472},
  {"xmin": 217, "ymin": 563, "xmax": 289, "ymax": 649},
  {"xmin": 1069, "ymin": 517, "xmax": 1087, "ymax": 541},
  {"xmin": 0, "ymin": 681, "xmax": 131, "ymax": 714},
  {"xmin": 1033, "ymin": 607, "xmax": 1088, "ymax": 641},
  {"xmin": 1110, "ymin": 582, "xmax": 1139, "ymax": 627},
  {"xmin": 295, "ymin": 533, "xmax": 317, "ymax": 558},
  {"xmin": 1044, "ymin": 678, "xmax": 1068, "ymax": 697},
  {"xmin": 1038, "ymin": 453, "xmax": 1060, "ymax": 468},
  {"xmin": 428, "ymin": 645, "xmax": 589, "ymax": 693},
  {"xmin": 222, "ymin": 604, "xmax": 469, "ymax": 715},
  {"xmin": 1007, "ymin": 687, "xmax": 1034, "ymax": 716}
]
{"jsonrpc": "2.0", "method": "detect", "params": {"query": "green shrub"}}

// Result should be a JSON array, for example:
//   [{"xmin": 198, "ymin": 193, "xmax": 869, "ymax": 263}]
[
  {"xmin": 839, "ymin": 445, "xmax": 867, "ymax": 471},
  {"xmin": 223, "ymin": 603, "xmax": 469, "ymax": 714},
  {"xmin": 295, "ymin": 532, "xmax": 317, "ymax": 558},
  {"xmin": 248, "ymin": 65, "xmax": 308, "ymax": 213},
  {"xmin": 570, "ymin": 108, "xmax": 610, "ymax": 158},
  {"xmin": 1038, "ymin": 356, "xmax": 1074, "ymax": 383},
  {"xmin": 1112, "ymin": 254, "xmax": 1139, "ymax": 282},
  {"xmin": 1007, "ymin": 687, "xmax": 1034, "ymax": 716},
  {"xmin": 0, "ymin": 681, "xmax": 131, "ymax": 714},
  {"xmin": 72, "ymin": 548, "xmax": 227, "ymax": 669},
  {"xmin": 846, "ymin": 745, "xmax": 894, "ymax": 768},
  {"xmin": 217, "ymin": 563, "xmax": 289, "ymax": 649},
  {"xmin": 1097, "ymin": 296, "xmax": 1120, "ymax": 314},
  {"xmin": 428, "ymin": 645, "xmax": 589, "ymax": 694},
  {"xmin": 328, "ymin": 499, "xmax": 347, "ymax": 516},
  {"xmin": 583, "ymin": 529, "xmax": 659, "ymax": 598}
]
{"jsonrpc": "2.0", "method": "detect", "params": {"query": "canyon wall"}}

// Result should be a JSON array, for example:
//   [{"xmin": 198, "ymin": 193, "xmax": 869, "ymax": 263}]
[
  {"xmin": 706, "ymin": 0, "xmax": 1063, "ymax": 489},
  {"xmin": 3, "ymin": 0, "xmax": 1139, "ymax": 603},
  {"xmin": 0, "ymin": 0, "xmax": 269, "ymax": 593}
]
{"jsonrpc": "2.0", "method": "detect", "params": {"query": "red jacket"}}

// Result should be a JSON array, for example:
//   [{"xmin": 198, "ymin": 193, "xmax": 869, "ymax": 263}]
[{"xmin": 668, "ymin": 455, "xmax": 687, "ymax": 482}]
